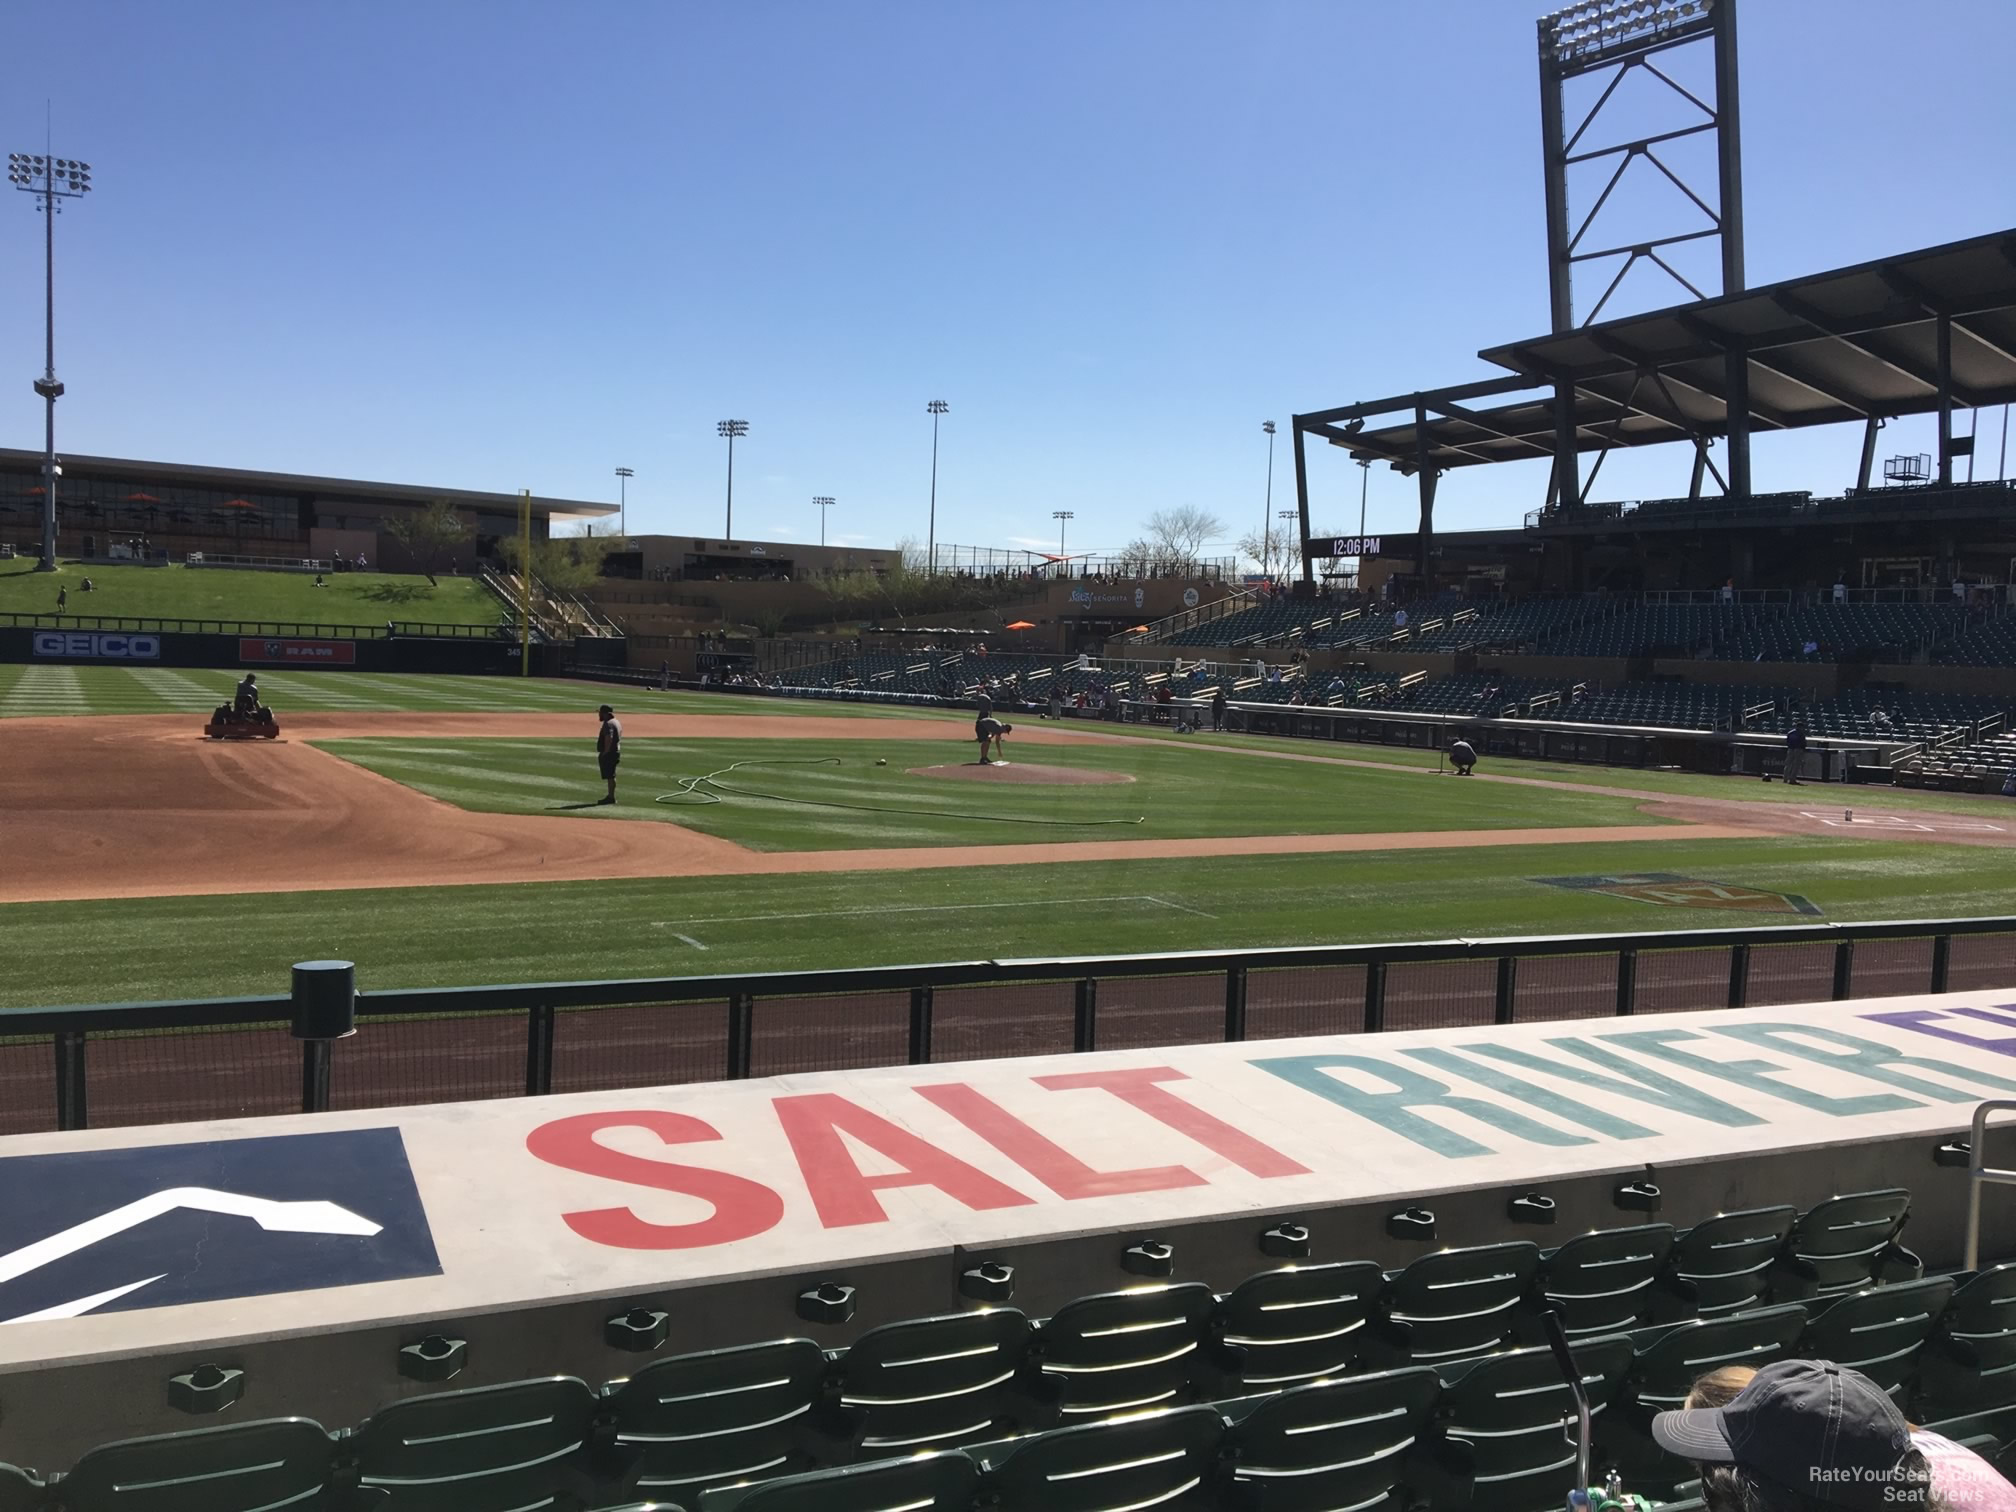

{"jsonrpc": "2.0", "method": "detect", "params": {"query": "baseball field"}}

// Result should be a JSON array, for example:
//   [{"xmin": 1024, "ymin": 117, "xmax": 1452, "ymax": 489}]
[{"xmin": 2, "ymin": 664, "xmax": 2013, "ymax": 1011}]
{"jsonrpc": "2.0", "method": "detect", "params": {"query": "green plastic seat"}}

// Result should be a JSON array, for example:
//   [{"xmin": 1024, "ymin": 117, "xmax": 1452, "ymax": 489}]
[
  {"xmin": 1367, "ymin": 1242, "xmax": 1541, "ymax": 1366},
  {"xmin": 1223, "ymin": 1367, "xmax": 1440, "ymax": 1512},
  {"xmin": 1539, "ymin": 1225, "xmax": 1676, "ymax": 1337},
  {"xmin": 1032, "ymin": 1282, "xmax": 1217, "ymax": 1419},
  {"xmin": 977, "ymin": 1404, "xmax": 1226, "ymax": 1512},
  {"xmin": 1799, "ymin": 1276, "xmax": 1954, "ymax": 1401},
  {"xmin": 1773, "ymin": 1189, "xmax": 1917, "ymax": 1300},
  {"xmin": 1210, "ymin": 1261, "xmax": 1384, "ymax": 1389},
  {"xmin": 604, "ymin": 1338, "xmax": 838, "ymax": 1502},
  {"xmin": 1419, "ymin": 1336, "xmax": 1634, "ymax": 1512},
  {"xmin": 0, "ymin": 1463, "xmax": 42, "ymax": 1512},
  {"xmin": 1663, "ymin": 1207, "xmax": 1796, "ymax": 1317},
  {"xmin": 699, "ymin": 1451, "xmax": 979, "ymax": 1512},
  {"xmin": 56, "ymin": 1418, "xmax": 333, "ymax": 1512},
  {"xmin": 1921, "ymin": 1262, "xmax": 2016, "ymax": 1418},
  {"xmin": 346, "ymin": 1376, "xmax": 601, "ymax": 1512},
  {"xmin": 834, "ymin": 1309, "xmax": 1049, "ymax": 1453}
]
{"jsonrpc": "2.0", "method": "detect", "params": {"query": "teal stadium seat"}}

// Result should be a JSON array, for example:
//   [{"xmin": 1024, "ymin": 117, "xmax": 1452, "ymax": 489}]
[
  {"xmin": 345, "ymin": 1375, "xmax": 606, "ymax": 1512},
  {"xmin": 1417, "ymin": 1335, "xmax": 1634, "ymax": 1512},
  {"xmin": 1773, "ymin": 1188, "xmax": 1918, "ymax": 1300},
  {"xmin": 56, "ymin": 1417, "xmax": 334, "ymax": 1512},
  {"xmin": 830, "ymin": 1309, "xmax": 1054, "ymax": 1454},
  {"xmin": 1919, "ymin": 1261, "xmax": 2016, "ymax": 1418},
  {"xmin": 1208, "ymin": 1260, "xmax": 1385, "ymax": 1388},
  {"xmin": 1366, "ymin": 1242, "xmax": 1541, "ymax": 1366},
  {"xmin": 1031, "ymin": 1282, "xmax": 1218, "ymax": 1418},
  {"xmin": 1537, "ymin": 1225, "xmax": 1677, "ymax": 1338},
  {"xmin": 975, "ymin": 1403, "xmax": 1226, "ymax": 1512},
  {"xmin": 603, "ymin": 1338, "xmax": 840, "ymax": 1503},
  {"xmin": 1659, "ymin": 1206, "xmax": 1796, "ymax": 1316},
  {"xmin": 701, "ymin": 1450, "xmax": 978, "ymax": 1512},
  {"xmin": 1220, "ymin": 1368, "xmax": 1440, "ymax": 1512},
  {"xmin": 1797, "ymin": 1276, "xmax": 1954, "ymax": 1401},
  {"xmin": 0, "ymin": 1464, "xmax": 43, "ymax": 1512}
]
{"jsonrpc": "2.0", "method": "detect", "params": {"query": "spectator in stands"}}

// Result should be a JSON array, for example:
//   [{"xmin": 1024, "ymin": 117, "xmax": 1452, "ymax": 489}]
[
  {"xmin": 1834, "ymin": 576, "xmax": 1849, "ymax": 604},
  {"xmin": 1672, "ymin": 1362, "xmax": 1987, "ymax": 1511},
  {"xmin": 1449, "ymin": 738, "xmax": 1477, "ymax": 775},
  {"xmin": 1870, "ymin": 707, "xmax": 1893, "ymax": 733},
  {"xmin": 1721, "ymin": 577, "xmax": 1736, "ymax": 604}
]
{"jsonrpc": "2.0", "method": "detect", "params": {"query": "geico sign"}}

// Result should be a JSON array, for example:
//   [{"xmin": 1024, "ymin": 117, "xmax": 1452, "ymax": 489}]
[{"xmin": 32, "ymin": 631, "xmax": 161, "ymax": 660}]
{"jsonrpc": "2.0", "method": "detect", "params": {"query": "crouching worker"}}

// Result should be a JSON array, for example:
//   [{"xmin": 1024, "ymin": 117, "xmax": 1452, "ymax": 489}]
[
  {"xmin": 1450, "ymin": 738, "xmax": 1478, "ymax": 776},
  {"xmin": 975, "ymin": 715, "xmax": 1012, "ymax": 765}
]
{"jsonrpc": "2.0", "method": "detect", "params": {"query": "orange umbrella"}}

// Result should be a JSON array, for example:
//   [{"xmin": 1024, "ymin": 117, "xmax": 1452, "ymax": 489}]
[{"xmin": 1005, "ymin": 620, "xmax": 1036, "ymax": 630}]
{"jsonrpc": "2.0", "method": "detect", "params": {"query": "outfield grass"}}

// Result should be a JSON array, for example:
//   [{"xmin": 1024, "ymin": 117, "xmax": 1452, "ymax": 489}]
[
  {"xmin": 0, "ymin": 560, "xmax": 503, "ymax": 627},
  {"xmin": 316, "ymin": 735, "xmax": 1666, "ymax": 848},
  {"xmin": 0, "ymin": 667, "xmax": 924, "ymax": 719},
  {"xmin": 1, "ymin": 836, "xmax": 2006, "ymax": 1008}
]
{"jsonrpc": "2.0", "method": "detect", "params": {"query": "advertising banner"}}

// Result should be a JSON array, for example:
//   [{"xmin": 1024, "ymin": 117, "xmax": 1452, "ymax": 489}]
[
  {"xmin": 31, "ymin": 631, "xmax": 160, "ymax": 661},
  {"xmin": 238, "ymin": 638, "xmax": 359, "ymax": 666}
]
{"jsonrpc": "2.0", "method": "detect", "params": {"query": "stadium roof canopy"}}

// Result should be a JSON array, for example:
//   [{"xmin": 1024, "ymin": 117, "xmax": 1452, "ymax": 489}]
[{"xmin": 1300, "ymin": 227, "xmax": 2016, "ymax": 473}]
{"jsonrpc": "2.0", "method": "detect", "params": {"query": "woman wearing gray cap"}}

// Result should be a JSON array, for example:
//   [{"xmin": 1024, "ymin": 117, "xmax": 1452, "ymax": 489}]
[{"xmin": 1653, "ymin": 1360, "xmax": 1959, "ymax": 1511}]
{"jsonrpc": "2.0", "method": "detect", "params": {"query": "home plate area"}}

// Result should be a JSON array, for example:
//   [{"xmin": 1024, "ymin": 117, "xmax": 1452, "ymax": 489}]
[{"xmin": 1801, "ymin": 810, "xmax": 2010, "ymax": 834}]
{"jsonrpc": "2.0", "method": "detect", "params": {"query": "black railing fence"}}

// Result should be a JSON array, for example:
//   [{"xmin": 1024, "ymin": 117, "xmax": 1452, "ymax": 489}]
[
  {"xmin": 1, "ymin": 611, "xmax": 515, "ymax": 640},
  {"xmin": 3, "ymin": 918, "xmax": 2010, "ymax": 1136}
]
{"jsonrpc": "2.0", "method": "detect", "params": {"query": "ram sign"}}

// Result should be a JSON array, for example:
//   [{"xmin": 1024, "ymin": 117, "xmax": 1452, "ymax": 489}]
[{"xmin": 31, "ymin": 632, "xmax": 160, "ymax": 661}]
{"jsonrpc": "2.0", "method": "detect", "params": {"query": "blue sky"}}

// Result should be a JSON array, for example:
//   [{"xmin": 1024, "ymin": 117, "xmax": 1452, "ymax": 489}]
[{"xmin": 3, "ymin": 0, "xmax": 2010, "ymax": 563}]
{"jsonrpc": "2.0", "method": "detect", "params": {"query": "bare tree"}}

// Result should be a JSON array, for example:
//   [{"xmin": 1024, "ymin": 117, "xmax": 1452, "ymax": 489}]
[
  {"xmin": 1237, "ymin": 523, "xmax": 1303, "ymax": 578},
  {"xmin": 1143, "ymin": 505, "xmax": 1225, "ymax": 562}
]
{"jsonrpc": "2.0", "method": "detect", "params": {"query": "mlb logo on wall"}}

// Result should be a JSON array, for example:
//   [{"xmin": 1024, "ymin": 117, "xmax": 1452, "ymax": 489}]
[{"xmin": 0, "ymin": 1128, "xmax": 440, "ymax": 1325}]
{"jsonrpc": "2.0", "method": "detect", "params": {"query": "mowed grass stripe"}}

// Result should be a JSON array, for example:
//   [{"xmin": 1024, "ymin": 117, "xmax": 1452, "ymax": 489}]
[
  {"xmin": 315, "ymin": 734, "xmax": 1676, "ymax": 850},
  {"xmin": 0, "ymin": 836, "xmax": 2006, "ymax": 1007}
]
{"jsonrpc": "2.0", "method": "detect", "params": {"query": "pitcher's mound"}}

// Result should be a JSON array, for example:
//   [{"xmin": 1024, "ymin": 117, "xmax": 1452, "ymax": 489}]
[{"xmin": 909, "ymin": 762, "xmax": 1135, "ymax": 786}]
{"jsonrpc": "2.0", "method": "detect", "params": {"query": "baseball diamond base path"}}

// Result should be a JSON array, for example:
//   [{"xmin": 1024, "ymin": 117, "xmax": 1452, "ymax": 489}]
[{"xmin": 0, "ymin": 711, "xmax": 1992, "ymax": 905}]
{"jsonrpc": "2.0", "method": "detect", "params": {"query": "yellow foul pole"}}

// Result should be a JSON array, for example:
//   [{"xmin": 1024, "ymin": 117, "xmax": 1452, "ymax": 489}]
[{"xmin": 519, "ymin": 488, "xmax": 532, "ymax": 677}]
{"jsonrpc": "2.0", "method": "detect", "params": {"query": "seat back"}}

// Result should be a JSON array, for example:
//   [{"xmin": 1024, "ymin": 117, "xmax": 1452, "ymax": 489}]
[
  {"xmin": 720, "ymin": 1450, "xmax": 980, "ymax": 1512},
  {"xmin": 348, "ymin": 1376, "xmax": 598, "ymax": 1512},
  {"xmin": 607, "ymin": 1339, "xmax": 833, "ymax": 1500},
  {"xmin": 1211, "ymin": 1261, "xmax": 1384, "ymax": 1387},
  {"xmin": 1225, "ymin": 1368, "xmax": 1439, "ymax": 1512},
  {"xmin": 1033, "ymin": 1282, "xmax": 1217, "ymax": 1418},
  {"xmin": 978, "ymin": 1405, "xmax": 1225, "ymax": 1512},
  {"xmin": 1921, "ymin": 1262, "xmax": 2016, "ymax": 1418},
  {"xmin": 0, "ymin": 1465, "xmax": 38, "ymax": 1512},
  {"xmin": 1375, "ymin": 1243, "xmax": 1540, "ymax": 1365},
  {"xmin": 1628, "ymin": 1305, "xmax": 1808, "ymax": 1414},
  {"xmin": 1778, "ymin": 1189, "xmax": 1914, "ymax": 1299},
  {"xmin": 836, "ymin": 1310, "xmax": 1041, "ymax": 1452},
  {"xmin": 1798, "ymin": 1277, "xmax": 1954, "ymax": 1400},
  {"xmin": 1666, "ymin": 1207, "xmax": 1796, "ymax": 1316},
  {"xmin": 57, "ymin": 1418, "xmax": 333, "ymax": 1512},
  {"xmin": 1540, "ymin": 1226, "xmax": 1675, "ymax": 1337},
  {"xmin": 1430, "ymin": 1337, "xmax": 1634, "ymax": 1512}
]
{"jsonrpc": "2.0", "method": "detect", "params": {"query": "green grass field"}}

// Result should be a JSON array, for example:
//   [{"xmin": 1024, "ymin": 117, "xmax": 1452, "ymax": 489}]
[
  {"xmin": 0, "ymin": 559, "xmax": 504, "ymax": 627},
  {"xmin": 315, "ymin": 735, "xmax": 1664, "ymax": 848},
  {"xmin": 3, "ymin": 837, "xmax": 2009, "ymax": 1008}
]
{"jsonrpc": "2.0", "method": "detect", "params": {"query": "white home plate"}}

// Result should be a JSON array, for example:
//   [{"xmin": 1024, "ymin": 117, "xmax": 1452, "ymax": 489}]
[{"xmin": 1801, "ymin": 811, "xmax": 2008, "ymax": 834}]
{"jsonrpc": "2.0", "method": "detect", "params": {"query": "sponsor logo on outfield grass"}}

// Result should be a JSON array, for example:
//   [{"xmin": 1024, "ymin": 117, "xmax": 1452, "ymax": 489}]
[{"xmin": 1534, "ymin": 872, "xmax": 1823, "ymax": 916}]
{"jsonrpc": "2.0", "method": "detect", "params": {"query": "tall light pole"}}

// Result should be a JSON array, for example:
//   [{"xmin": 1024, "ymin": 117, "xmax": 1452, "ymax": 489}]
[
  {"xmin": 1260, "ymin": 421, "xmax": 1277, "ymax": 579},
  {"xmin": 716, "ymin": 420, "xmax": 748, "ymax": 540},
  {"xmin": 614, "ymin": 466, "xmax": 633, "ymax": 538},
  {"xmin": 1052, "ymin": 510, "xmax": 1073, "ymax": 557},
  {"xmin": 1356, "ymin": 457, "xmax": 1372, "ymax": 588},
  {"xmin": 1278, "ymin": 508, "xmax": 1298, "ymax": 584},
  {"xmin": 8, "ymin": 151, "xmax": 92, "ymax": 573},
  {"xmin": 813, "ymin": 495, "xmax": 835, "ymax": 545},
  {"xmin": 926, "ymin": 399, "xmax": 948, "ymax": 574}
]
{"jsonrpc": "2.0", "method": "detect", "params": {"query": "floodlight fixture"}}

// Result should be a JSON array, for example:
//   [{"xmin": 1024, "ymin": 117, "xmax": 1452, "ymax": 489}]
[
  {"xmin": 11, "ymin": 144, "xmax": 95, "ymax": 571},
  {"xmin": 813, "ymin": 494, "xmax": 836, "ymax": 545},
  {"xmin": 1051, "ymin": 509, "xmax": 1073, "ymax": 556},
  {"xmin": 716, "ymin": 420, "xmax": 749, "ymax": 539}
]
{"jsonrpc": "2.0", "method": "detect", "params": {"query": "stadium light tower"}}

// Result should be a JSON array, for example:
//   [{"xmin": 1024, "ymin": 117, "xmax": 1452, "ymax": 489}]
[
  {"xmin": 1259, "ymin": 421, "xmax": 1277, "ymax": 578},
  {"xmin": 8, "ymin": 150, "xmax": 92, "ymax": 573},
  {"xmin": 716, "ymin": 420, "xmax": 748, "ymax": 540},
  {"xmin": 926, "ymin": 400, "xmax": 948, "ymax": 573},
  {"xmin": 614, "ymin": 466, "xmax": 634, "ymax": 537},
  {"xmin": 1051, "ymin": 509, "xmax": 1073, "ymax": 557},
  {"xmin": 813, "ymin": 494, "xmax": 835, "ymax": 545}
]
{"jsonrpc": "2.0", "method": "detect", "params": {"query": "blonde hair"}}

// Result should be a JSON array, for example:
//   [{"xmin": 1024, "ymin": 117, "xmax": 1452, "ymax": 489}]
[{"xmin": 1686, "ymin": 1365, "xmax": 1757, "ymax": 1411}]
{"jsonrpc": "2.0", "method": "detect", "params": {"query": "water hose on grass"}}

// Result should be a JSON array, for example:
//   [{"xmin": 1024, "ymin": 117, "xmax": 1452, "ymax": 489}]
[{"xmin": 653, "ymin": 757, "xmax": 1145, "ymax": 827}]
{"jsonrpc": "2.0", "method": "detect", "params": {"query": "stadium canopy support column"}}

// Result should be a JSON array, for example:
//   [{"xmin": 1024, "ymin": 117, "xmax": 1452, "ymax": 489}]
[
  {"xmin": 1413, "ymin": 406, "xmax": 1437, "ymax": 584},
  {"xmin": 1551, "ymin": 385, "xmax": 1581, "ymax": 514},
  {"xmin": 1291, "ymin": 418, "xmax": 1314, "ymax": 590},
  {"xmin": 1724, "ymin": 344, "xmax": 1753, "ymax": 500},
  {"xmin": 1937, "ymin": 312, "xmax": 1954, "ymax": 487},
  {"xmin": 1689, "ymin": 443, "xmax": 1707, "ymax": 500},
  {"xmin": 1858, "ymin": 416, "xmax": 1881, "ymax": 492}
]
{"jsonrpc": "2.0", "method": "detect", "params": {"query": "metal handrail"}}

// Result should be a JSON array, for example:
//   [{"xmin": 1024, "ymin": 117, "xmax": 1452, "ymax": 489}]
[{"xmin": 1965, "ymin": 1100, "xmax": 2016, "ymax": 1270}]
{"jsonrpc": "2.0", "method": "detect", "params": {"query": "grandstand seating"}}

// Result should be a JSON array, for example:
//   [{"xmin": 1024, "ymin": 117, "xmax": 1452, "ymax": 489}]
[
  {"xmin": 2, "ymin": 1189, "xmax": 1998, "ymax": 1512},
  {"xmin": 1940, "ymin": 617, "xmax": 2016, "ymax": 666},
  {"xmin": 1165, "ymin": 598, "xmax": 1332, "ymax": 647}
]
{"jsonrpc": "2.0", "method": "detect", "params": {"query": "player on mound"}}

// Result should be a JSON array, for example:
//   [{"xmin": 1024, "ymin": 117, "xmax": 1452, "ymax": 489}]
[
  {"xmin": 596, "ymin": 703, "xmax": 622, "ymax": 804},
  {"xmin": 975, "ymin": 715, "xmax": 1012, "ymax": 765}
]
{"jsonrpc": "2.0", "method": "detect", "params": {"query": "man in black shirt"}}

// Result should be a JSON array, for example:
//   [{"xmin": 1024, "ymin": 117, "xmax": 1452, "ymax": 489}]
[{"xmin": 596, "ymin": 705, "xmax": 622, "ymax": 804}]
